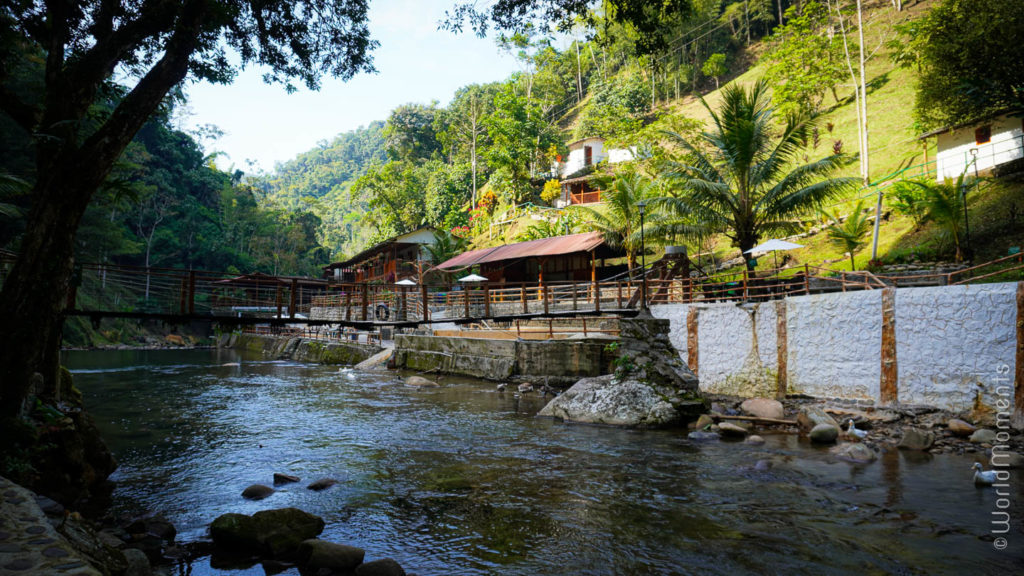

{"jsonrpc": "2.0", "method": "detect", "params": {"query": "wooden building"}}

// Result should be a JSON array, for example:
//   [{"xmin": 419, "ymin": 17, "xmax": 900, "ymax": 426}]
[
  {"xmin": 323, "ymin": 227, "xmax": 436, "ymax": 284},
  {"xmin": 435, "ymin": 231, "xmax": 625, "ymax": 284},
  {"xmin": 554, "ymin": 137, "xmax": 636, "ymax": 207}
]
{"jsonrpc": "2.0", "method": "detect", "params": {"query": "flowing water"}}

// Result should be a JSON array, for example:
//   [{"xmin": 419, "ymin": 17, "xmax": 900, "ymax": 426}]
[{"xmin": 65, "ymin": 349, "xmax": 1023, "ymax": 575}]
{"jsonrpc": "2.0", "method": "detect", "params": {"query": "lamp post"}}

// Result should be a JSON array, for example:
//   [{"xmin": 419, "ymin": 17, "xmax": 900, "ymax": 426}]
[{"xmin": 636, "ymin": 200, "xmax": 648, "ymax": 311}]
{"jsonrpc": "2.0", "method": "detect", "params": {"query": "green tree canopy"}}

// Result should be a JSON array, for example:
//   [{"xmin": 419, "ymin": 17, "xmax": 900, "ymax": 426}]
[
  {"xmin": 909, "ymin": 0, "xmax": 1024, "ymax": 129},
  {"xmin": 657, "ymin": 80, "xmax": 857, "ymax": 270}
]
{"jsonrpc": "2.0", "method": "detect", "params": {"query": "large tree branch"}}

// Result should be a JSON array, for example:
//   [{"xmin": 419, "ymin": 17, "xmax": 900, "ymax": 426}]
[{"xmin": 75, "ymin": 1, "xmax": 207, "ymax": 188}]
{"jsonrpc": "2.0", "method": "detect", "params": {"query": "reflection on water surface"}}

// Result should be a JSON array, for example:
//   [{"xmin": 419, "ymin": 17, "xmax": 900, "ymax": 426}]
[{"xmin": 65, "ymin": 349, "xmax": 1024, "ymax": 575}]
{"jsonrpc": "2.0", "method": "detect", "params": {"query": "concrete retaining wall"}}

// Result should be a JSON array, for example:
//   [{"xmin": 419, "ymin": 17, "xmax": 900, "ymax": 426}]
[
  {"xmin": 226, "ymin": 333, "xmax": 382, "ymax": 365},
  {"xmin": 651, "ymin": 281, "xmax": 1022, "ymax": 414},
  {"xmin": 392, "ymin": 334, "xmax": 611, "ymax": 383}
]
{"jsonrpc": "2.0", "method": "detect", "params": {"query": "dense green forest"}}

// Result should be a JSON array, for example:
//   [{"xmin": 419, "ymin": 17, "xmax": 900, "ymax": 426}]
[{"xmin": 3, "ymin": 0, "xmax": 1018, "ymax": 277}]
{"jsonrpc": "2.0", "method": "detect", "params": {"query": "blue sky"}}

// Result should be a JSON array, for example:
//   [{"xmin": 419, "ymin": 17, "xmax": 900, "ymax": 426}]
[{"xmin": 181, "ymin": 0, "xmax": 524, "ymax": 173}]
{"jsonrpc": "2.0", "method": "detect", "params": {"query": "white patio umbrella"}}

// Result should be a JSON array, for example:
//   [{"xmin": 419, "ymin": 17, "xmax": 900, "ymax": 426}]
[
  {"xmin": 457, "ymin": 273, "xmax": 488, "ymax": 282},
  {"xmin": 395, "ymin": 279, "xmax": 417, "ymax": 286},
  {"xmin": 743, "ymin": 239, "xmax": 804, "ymax": 269}
]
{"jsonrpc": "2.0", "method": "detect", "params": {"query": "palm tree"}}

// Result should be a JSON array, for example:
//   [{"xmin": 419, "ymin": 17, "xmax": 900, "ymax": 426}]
[
  {"xmin": 658, "ymin": 80, "xmax": 858, "ymax": 270},
  {"xmin": 895, "ymin": 171, "xmax": 970, "ymax": 262},
  {"xmin": 823, "ymin": 200, "xmax": 873, "ymax": 270},
  {"xmin": 575, "ymin": 171, "xmax": 654, "ymax": 276}
]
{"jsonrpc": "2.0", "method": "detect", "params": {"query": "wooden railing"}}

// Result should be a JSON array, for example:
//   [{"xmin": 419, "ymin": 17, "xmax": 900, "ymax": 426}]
[{"xmin": 2, "ymin": 251, "xmax": 1018, "ymax": 326}]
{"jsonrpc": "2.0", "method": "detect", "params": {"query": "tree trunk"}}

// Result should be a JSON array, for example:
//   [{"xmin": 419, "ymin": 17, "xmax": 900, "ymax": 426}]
[{"xmin": 0, "ymin": 174, "xmax": 94, "ymax": 417}]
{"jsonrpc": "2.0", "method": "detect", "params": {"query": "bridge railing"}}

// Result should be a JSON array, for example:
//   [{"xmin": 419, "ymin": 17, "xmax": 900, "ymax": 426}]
[{"xmin": 1, "ymin": 251, "xmax": 1018, "ymax": 325}]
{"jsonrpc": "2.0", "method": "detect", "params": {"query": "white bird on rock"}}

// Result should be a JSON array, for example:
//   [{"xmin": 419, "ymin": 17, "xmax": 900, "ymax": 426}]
[
  {"xmin": 973, "ymin": 463, "xmax": 997, "ymax": 486},
  {"xmin": 846, "ymin": 419, "xmax": 868, "ymax": 440}
]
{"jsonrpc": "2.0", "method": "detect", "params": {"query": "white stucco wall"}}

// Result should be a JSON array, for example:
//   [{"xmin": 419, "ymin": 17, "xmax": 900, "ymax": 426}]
[
  {"xmin": 650, "ymin": 303, "xmax": 690, "ymax": 358},
  {"xmin": 783, "ymin": 290, "xmax": 883, "ymax": 401},
  {"xmin": 895, "ymin": 284, "xmax": 1017, "ymax": 411},
  {"xmin": 651, "ymin": 283, "xmax": 1018, "ymax": 410},
  {"xmin": 562, "ymin": 138, "xmax": 606, "ymax": 176},
  {"xmin": 935, "ymin": 114, "xmax": 1024, "ymax": 181}
]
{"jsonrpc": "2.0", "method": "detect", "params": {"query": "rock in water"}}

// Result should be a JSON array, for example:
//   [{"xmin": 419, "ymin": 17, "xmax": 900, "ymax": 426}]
[
  {"xmin": 740, "ymin": 398, "xmax": 785, "ymax": 420},
  {"xmin": 693, "ymin": 414, "xmax": 714, "ymax": 431},
  {"xmin": 298, "ymin": 539, "xmax": 365, "ymax": 571},
  {"xmin": 947, "ymin": 419, "xmax": 976, "ymax": 437},
  {"xmin": 538, "ymin": 374, "xmax": 702, "ymax": 428},
  {"xmin": 687, "ymin": 431, "xmax": 720, "ymax": 442},
  {"xmin": 809, "ymin": 423, "xmax": 839, "ymax": 444},
  {"xmin": 273, "ymin": 473, "xmax": 300, "ymax": 485},
  {"xmin": 969, "ymin": 429, "xmax": 997, "ymax": 444},
  {"xmin": 356, "ymin": 558, "xmax": 407, "ymax": 576},
  {"xmin": 123, "ymin": 548, "xmax": 152, "ymax": 576},
  {"xmin": 241, "ymin": 484, "xmax": 275, "ymax": 500},
  {"xmin": 797, "ymin": 406, "xmax": 839, "ymax": 432},
  {"xmin": 718, "ymin": 422, "xmax": 749, "ymax": 438},
  {"xmin": 307, "ymin": 478, "xmax": 338, "ymax": 491},
  {"xmin": 210, "ymin": 508, "xmax": 325, "ymax": 559},
  {"xmin": 831, "ymin": 443, "xmax": 877, "ymax": 464},
  {"xmin": 898, "ymin": 428, "xmax": 935, "ymax": 451},
  {"xmin": 745, "ymin": 435, "xmax": 765, "ymax": 445},
  {"xmin": 538, "ymin": 317, "xmax": 702, "ymax": 428},
  {"xmin": 404, "ymin": 376, "xmax": 438, "ymax": 388}
]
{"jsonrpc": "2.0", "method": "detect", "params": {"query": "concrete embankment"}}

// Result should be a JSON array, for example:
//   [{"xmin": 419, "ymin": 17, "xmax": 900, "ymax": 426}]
[
  {"xmin": 391, "ymin": 333, "xmax": 614, "ymax": 384},
  {"xmin": 221, "ymin": 333, "xmax": 383, "ymax": 365}
]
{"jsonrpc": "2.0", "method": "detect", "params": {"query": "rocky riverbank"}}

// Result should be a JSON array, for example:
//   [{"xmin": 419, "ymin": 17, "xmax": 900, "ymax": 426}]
[
  {"xmin": 0, "ymin": 475, "xmax": 181, "ymax": 576},
  {"xmin": 691, "ymin": 394, "xmax": 1024, "ymax": 465}
]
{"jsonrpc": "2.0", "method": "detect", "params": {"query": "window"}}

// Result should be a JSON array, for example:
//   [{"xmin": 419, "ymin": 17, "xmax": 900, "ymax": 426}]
[{"xmin": 975, "ymin": 125, "xmax": 992, "ymax": 145}]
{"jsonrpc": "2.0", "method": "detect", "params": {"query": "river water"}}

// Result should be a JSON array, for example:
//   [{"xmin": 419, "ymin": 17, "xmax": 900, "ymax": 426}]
[{"xmin": 65, "ymin": 349, "xmax": 1023, "ymax": 575}]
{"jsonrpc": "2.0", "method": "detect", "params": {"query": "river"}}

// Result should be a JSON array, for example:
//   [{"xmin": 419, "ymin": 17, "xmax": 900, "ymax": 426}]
[{"xmin": 65, "ymin": 349, "xmax": 1023, "ymax": 575}]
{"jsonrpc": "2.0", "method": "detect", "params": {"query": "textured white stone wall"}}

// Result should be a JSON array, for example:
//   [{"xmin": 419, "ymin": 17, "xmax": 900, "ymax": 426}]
[
  {"xmin": 650, "ymin": 304, "xmax": 690, "ymax": 358},
  {"xmin": 895, "ymin": 283, "xmax": 1017, "ymax": 411},
  {"xmin": 785, "ymin": 290, "xmax": 882, "ymax": 400},
  {"xmin": 755, "ymin": 302, "xmax": 778, "ymax": 371}
]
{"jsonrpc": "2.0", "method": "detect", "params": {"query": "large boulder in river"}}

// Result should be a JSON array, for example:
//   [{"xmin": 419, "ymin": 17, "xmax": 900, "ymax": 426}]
[
  {"xmin": 539, "ymin": 316, "xmax": 704, "ymax": 428},
  {"xmin": 404, "ymin": 376, "xmax": 438, "ymax": 388},
  {"xmin": 740, "ymin": 398, "xmax": 785, "ymax": 420},
  {"xmin": 538, "ymin": 374, "xmax": 703, "ymax": 428},
  {"xmin": 356, "ymin": 558, "xmax": 407, "ymax": 576},
  {"xmin": 809, "ymin": 423, "xmax": 839, "ymax": 444},
  {"xmin": 210, "ymin": 508, "xmax": 325, "ymax": 559}
]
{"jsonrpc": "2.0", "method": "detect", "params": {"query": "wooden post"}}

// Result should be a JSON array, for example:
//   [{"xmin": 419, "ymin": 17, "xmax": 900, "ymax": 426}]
[
  {"xmin": 289, "ymin": 279, "xmax": 298, "ymax": 319},
  {"xmin": 572, "ymin": 283, "xmax": 578, "ymax": 311},
  {"xmin": 179, "ymin": 276, "xmax": 188, "ymax": 314},
  {"xmin": 464, "ymin": 285, "xmax": 471, "ymax": 318},
  {"xmin": 804, "ymin": 264, "xmax": 810, "ymax": 294},
  {"xmin": 421, "ymin": 282, "xmax": 430, "ymax": 322},
  {"xmin": 361, "ymin": 283, "xmax": 369, "ymax": 321},
  {"xmin": 841, "ymin": 271, "xmax": 847, "ymax": 292},
  {"xmin": 686, "ymin": 306, "xmax": 699, "ymax": 376},
  {"xmin": 742, "ymin": 269, "xmax": 749, "ymax": 301},
  {"xmin": 775, "ymin": 299, "xmax": 788, "ymax": 400},
  {"xmin": 582, "ymin": 317, "xmax": 588, "ymax": 337},
  {"xmin": 275, "ymin": 285, "xmax": 283, "ymax": 318},
  {"xmin": 537, "ymin": 259, "xmax": 545, "ymax": 300},
  {"xmin": 188, "ymin": 271, "xmax": 196, "ymax": 315},
  {"xmin": 516, "ymin": 319, "xmax": 521, "ymax": 338},
  {"xmin": 593, "ymin": 280, "xmax": 601, "ymax": 313},
  {"xmin": 345, "ymin": 287, "xmax": 353, "ymax": 321},
  {"xmin": 617, "ymin": 282, "xmax": 623, "ymax": 308},
  {"xmin": 400, "ymin": 285, "xmax": 408, "ymax": 321},
  {"xmin": 484, "ymin": 284, "xmax": 491, "ymax": 317},
  {"xmin": 548, "ymin": 318, "xmax": 554, "ymax": 339},
  {"xmin": 543, "ymin": 285, "xmax": 550, "ymax": 315},
  {"xmin": 521, "ymin": 285, "xmax": 528, "ymax": 314},
  {"xmin": 880, "ymin": 287, "xmax": 898, "ymax": 405}
]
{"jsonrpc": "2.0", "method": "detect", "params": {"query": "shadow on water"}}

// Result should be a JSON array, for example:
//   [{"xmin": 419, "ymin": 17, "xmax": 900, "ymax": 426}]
[{"xmin": 64, "ymin": 349, "xmax": 1024, "ymax": 576}]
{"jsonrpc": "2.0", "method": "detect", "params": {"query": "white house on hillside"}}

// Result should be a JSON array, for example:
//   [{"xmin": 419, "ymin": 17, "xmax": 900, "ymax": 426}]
[
  {"xmin": 554, "ymin": 137, "xmax": 636, "ymax": 207},
  {"xmin": 920, "ymin": 111, "xmax": 1024, "ymax": 181}
]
